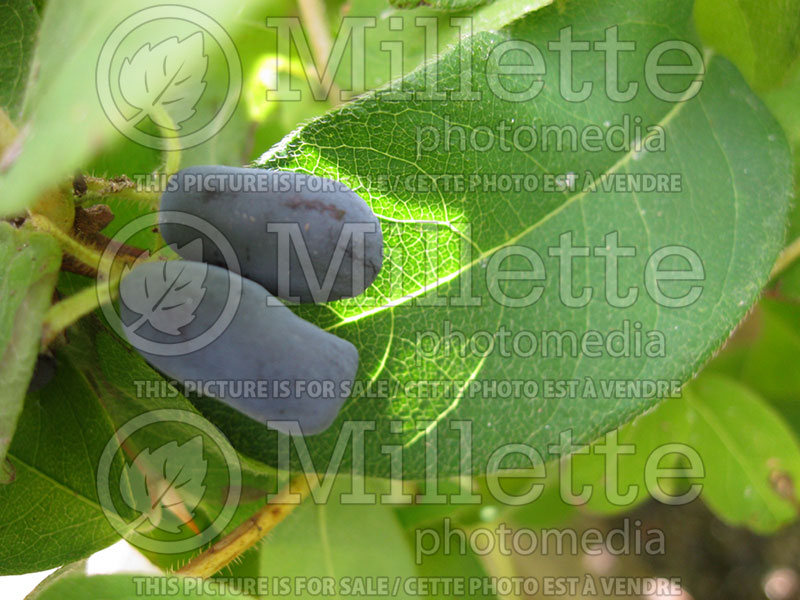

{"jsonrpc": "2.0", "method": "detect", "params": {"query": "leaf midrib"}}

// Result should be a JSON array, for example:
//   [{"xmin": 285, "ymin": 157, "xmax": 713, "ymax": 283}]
[{"xmin": 326, "ymin": 50, "xmax": 713, "ymax": 332}]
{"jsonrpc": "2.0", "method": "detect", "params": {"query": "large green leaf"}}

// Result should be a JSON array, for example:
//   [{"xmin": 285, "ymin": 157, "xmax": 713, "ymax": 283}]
[
  {"xmin": 230, "ymin": 478, "xmax": 419, "ymax": 599},
  {"xmin": 0, "ymin": 358, "xmax": 123, "ymax": 574},
  {"xmin": 551, "ymin": 373, "xmax": 800, "ymax": 532},
  {"xmin": 0, "ymin": 223, "xmax": 60, "ymax": 470},
  {"xmin": 0, "ymin": 0, "xmax": 39, "ymax": 118},
  {"xmin": 0, "ymin": 0, "xmax": 249, "ymax": 217},
  {"xmin": 0, "ymin": 311, "xmax": 275, "ymax": 575},
  {"xmin": 565, "ymin": 394, "xmax": 693, "ymax": 516},
  {"xmin": 195, "ymin": 0, "xmax": 792, "ymax": 479}
]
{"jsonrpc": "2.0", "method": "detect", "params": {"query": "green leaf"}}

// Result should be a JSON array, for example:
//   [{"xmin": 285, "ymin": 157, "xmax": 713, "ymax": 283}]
[
  {"xmin": 566, "ymin": 395, "xmax": 693, "ymax": 516},
  {"xmin": 0, "ymin": 0, "xmax": 247, "ymax": 217},
  {"xmin": 57, "ymin": 312, "xmax": 278, "ymax": 572},
  {"xmin": 694, "ymin": 0, "xmax": 800, "ymax": 92},
  {"xmin": 472, "ymin": 0, "xmax": 555, "ymax": 30},
  {"xmin": 26, "ymin": 561, "xmax": 90, "ymax": 600},
  {"xmin": 764, "ymin": 62, "xmax": 800, "ymax": 151},
  {"xmin": 682, "ymin": 374, "xmax": 800, "ymax": 533},
  {"xmin": 408, "ymin": 519, "xmax": 498, "ymax": 600},
  {"xmin": 338, "ymin": 0, "xmax": 555, "ymax": 94},
  {"xmin": 120, "ymin": 438, "xmax": 208, "ymax": 534},
  {"xmin": 763, "ymin": 62, "xmax": 800, "ymax": 299},
  {"xmin": 775, "ymin": 209, "xmax": 800, "ymax": 301},
  {"xmin": 30, "ymin": 574, "xmax": 249, "ymax": 599},
  {"xmin": 0, "ymin": 0, "xmax": 39, "ymax": 119},
  {"xmin": 0, "ymin": 358, "xmax": 123, "ymax": 574},
  {"xmin": 0, "ymin": 310, "xmax": 275, "ymax": 574},
  {"xmin": 0, "ymin": 222, "xmax": 60, "ymax": 469},
  {"xmin": 231, "ymin": 478, "xmax": 419, "ymax": 598},
  {"xmin": 511, "ymin": 373, "xmax": 800, "ymax": 533},
  {"xmin": 203, "ymin": 0, "xmax": 792, "ymax": 479},
  {"xmin": 737, "ymin": 299, "xmax": 800, "ymax": 406},
  {"xmin": 704, "ymin": 298, "xmax": 800, "ymax": 438}
]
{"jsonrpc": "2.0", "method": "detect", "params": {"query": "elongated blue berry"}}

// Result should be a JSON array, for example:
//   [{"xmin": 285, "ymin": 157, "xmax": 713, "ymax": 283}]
[
  {"xmin": 159, "ymin": 166, "xmax": 383, "ymax": 303},
  {"xmin": 119, "ymin": 260, "xmax": 358, "ymax": 435}
]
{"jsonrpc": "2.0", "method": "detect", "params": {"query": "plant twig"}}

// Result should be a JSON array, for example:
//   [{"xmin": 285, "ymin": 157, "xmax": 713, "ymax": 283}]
[
  {"xmin": 177, "ymin": 475, "xmax": 315, "ymax": 578},
  {"xmin": 297, "ymin": 0, "xmax": 342, "ymax": 104},
  {"xmin": 79, "ymin": 176, "xmax": 161, "ymax": 210},
  {"xmin": 153, "ymin": 104, "xmax": 183, "ymax": 175},
  {"xmin": 41, "ymin": 278, "xmax": 122, "ymax": 348},
  {"xmin": 27, "ymin": 214, "xmax": 108, "ymax": 271},
  {"xmin": 771, "ymin": 236, "xmax": 800, "ymax": 281},
  {"xmin": 0, "ymin": 107, "xmax": 18, "ymax": 151},
  {"xmin": 40, "ymin": 243, "xmax": 169, "ymax": 347}
]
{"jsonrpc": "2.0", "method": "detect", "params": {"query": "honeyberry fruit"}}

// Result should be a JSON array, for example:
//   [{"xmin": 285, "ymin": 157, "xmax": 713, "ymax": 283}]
[
  {"xmin": 159, "ymin": 165, "xmax": 383, "ymax": 303},
  {"xmin": 118, "ymin": 260, "xmax": 359, "ymax": 435}
]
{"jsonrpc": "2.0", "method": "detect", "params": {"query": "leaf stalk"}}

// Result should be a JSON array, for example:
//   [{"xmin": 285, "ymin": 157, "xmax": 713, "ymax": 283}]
[
  {"xmin": 177, "ymin": 475, "xmax": 315, "ymax": 578},
  {"xmin": 771, "ymin": 236, "xmax": 800, "ymax": 281}
]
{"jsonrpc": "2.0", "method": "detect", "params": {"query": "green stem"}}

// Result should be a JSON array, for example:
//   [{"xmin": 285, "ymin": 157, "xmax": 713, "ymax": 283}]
[
  {"xmin": 164, "ymin": 135, "xmax": 182, "ymax": 175},
  {"xmin": 297, "ymin": 0, "xmax": 341, "ymax": 104},
  {"xmin": 41, "ymin": 278, "xmax": 121, "ymax": 347},
  {"xmin": 27, "ymin": 214, "xmax": 107, "ymax": 270},
  {"xmin": 79, "ymin": 186, "xmax": 161, "ymax": 210},
  {"xmin": 0, "ymin": 107, "xmax": 18, "ymax": 151},
  {"xmin": 40, "ymin": 248, "xmax": 170, "ymax": 347},
  {"xmin": 40, "ymin": 245, "xmax": 170, "ymax": 347},
  {"xmin": 152, "ymin": 104, "xmax": 182, "ymax": 175},
  {"xmin": 770, "ymin": 236, "xmax": 800, "ymax": 281}
]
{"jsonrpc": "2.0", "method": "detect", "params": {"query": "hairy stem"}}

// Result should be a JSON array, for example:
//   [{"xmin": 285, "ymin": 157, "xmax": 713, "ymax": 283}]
[
  {"xmin": 771, "ymin": 236, "xmax": 800, "ymax": 281},
  {"xmin": 154, "ymin": 104, "xmax": 183, "ymax": 175},
  {"xmin": 297, "ymin": 0, "xmax": 341, "ymax": 104},
  {"xmin": 177, "ymin": 475, "xmax": 315, "ymax": 578},
  {"xmin": 81, "ymin": 187, "xmax": 161, "ymax": 210},
  {"xmin": 79, "ymin": 176, "xmax": 161, "ymax": 210},
  {"xmin": 27, "ymin": 214, "xmax": 108, "ymax": 271}
]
